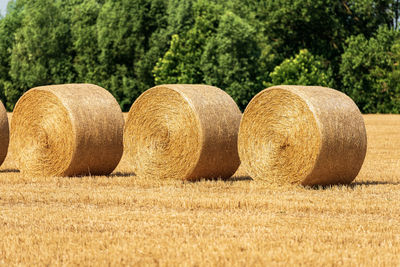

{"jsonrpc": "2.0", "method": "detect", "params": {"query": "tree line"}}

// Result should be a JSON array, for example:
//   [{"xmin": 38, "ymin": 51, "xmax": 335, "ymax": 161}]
[{"xmin": 0, "ymin": 0, "xmax": 400, "ymax": 112}]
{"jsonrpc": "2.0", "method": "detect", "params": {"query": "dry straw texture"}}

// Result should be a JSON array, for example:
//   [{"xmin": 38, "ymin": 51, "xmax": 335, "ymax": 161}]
[
  {"xmin": 238, "ymin": 85, "xmax": 367, "ymax": 186},
  {"xmin": 124, "ymin": 84, "xmax": 242, "ymax": 181},
  {"xmin": 11, "ymin": 84, "xmax": 124, "ymax": 176},
  {"xmin": 0, "ymin": 101, "xmax": 9, "ymax": 166},
  {"xmin": 1, "ymin": 114, "xmax": 400, "ymax": 266}
]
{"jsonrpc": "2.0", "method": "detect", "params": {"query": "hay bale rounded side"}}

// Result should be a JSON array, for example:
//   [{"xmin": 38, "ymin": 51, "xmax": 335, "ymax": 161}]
[
  {"xmin": 11, "ymin": 84, "xmax": 124, "ymax": 176},
  {"xmin": 238, "ymin": 85, "xmax": 367, "ymax": 186},
  {"xmin": 124, "ymin": 84, "xmax": 242, "ymax": 181},
  {"xmin": 0, "ymin": 101, "xmax": 9, "ymax": 166}
]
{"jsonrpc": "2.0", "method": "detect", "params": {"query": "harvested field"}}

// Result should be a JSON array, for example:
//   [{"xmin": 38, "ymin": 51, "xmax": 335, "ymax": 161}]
[{"xmin": 1, "ymin": 114, "xmax": 400, "ymax": 266}]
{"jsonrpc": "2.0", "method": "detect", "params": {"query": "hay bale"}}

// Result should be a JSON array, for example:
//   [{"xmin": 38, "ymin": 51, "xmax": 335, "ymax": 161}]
[
  {"xmin": 0, "ymin": 101, "xmax": 9, "ymax": 166},
  {"xmin": 124, "ymin": 84, "xmax": 242, "ymax": 181},
  {"xmin": 238, "ymin": 85, "xmax": 367, "ymax": 186},
  {"xmin": 11, "ymin": 84, "xmax": 124, "ymax": 176}
]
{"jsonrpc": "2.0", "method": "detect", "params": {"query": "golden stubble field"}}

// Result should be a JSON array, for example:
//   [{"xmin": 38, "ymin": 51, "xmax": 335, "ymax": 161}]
[{"xmin": 0, "ymin": 114, "xmax": 400, "ymax": 266}]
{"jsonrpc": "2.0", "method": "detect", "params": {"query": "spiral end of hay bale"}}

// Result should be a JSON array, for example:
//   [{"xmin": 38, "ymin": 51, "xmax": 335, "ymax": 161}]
[
  {"xmin": 124, "ymin": 84, "xmax": 242, "ymax": 181},
  {"xmin": 0, "ymin": 101, "xmax": 9, "ymax": 166},
  {"xmin": 11, "ymin": 84, "xmax": 124, "ymax": 177},
  {"xmin": 238, "ymin": 85, "xmax": 367, "ymax": 186}
]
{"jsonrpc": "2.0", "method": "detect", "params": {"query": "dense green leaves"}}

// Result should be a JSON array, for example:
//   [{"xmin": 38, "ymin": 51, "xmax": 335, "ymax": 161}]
[
  {"xmin": 153, "ymin": 0, "xmax": 224, "ymax": 84},
  {"xmin": 0, "ymin": 0, "xmax": 26, "ymax": 107},
  {"xmin": 95, "ymin": 0, "xmax": 168, "ymax": 110},
  {"xmin": 266, "ymin": 49, "xmax": 334, "ymax": 89},
  {"xmin": 201, "ymin": 11, "xmax": 261, "ymax": 109},
  {"xmin": 340, "ymin": 27, "xmax": 400, "ymax": 113},
  {"xmin": 0, "ymin": 0, "xmax": 400, "ymax": 112},
  {"xmin": 6, "ymin": 0, "xmax": 75, "ymax": 109},
  {"xmin": 70, "ymin": 0, "xmax": 102, "ymax": 84}
]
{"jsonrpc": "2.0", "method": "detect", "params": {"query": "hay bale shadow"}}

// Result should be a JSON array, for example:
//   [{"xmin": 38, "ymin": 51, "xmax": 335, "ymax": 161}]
[
  {"xmin": 350, "ymin": 180, "xmax": 400, "ymax": 187},
  {"xmin": 185, "ymin": 175, "xmax": 253, "ymax": 183},
  {"xmin": 0, "ymin": 169, "xmax": 20, "ymax": 173},
  {"xmin": 68, "ymin": 172, "xmax": 136, "ymax": 178},
  {"xmin": 228, "ymin": 176, "xmax": 254, "ymax": 182},
  {"xmin": 107, "ymin": 172, "xmax": 136, "ymax": 178},
  {"xmin": 308, "ymin": 180, "xmax": 400, "ymax": 190}
]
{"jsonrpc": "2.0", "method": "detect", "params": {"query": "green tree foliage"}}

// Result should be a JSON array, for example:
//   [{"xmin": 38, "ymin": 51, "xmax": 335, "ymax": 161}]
[
  {"xmin": 70, "ymin": 0, "xmax": 102, "ymax": 84},
  {"xmin": 153, "ymin": 34, "xmax": 186, "ymax": 84},
  {"xmin": 7, "ymin": 0, "xmax": 75, "ymax": 109},
  {"xmin": 0, "ymin": 0, "xmax": 26, "ymax": 107},
  {"xmin": 257, "ymin": 0, "xmax": 397, "ymax": 59},
  {"xmin": 0, "ymin": 0, "xmax": 400, "ymax": 112},
  {"xmin": 96, "ymin": 0, "xmax": 167, "ymax": 110},
  {"xmin": 153, "ymin": 0, "xmax": 224, "ymax": 84},
  {"xmin": 344, "ymin": 0, "xmax": 397, "ymax": 34},
  {"xmin": 266, "ymin": 49, "xmax": 334, "ymax": 88},
  {"xmin": 201, "ymin": 11, "xmax": 261, "ymax": 109},
  {"xmin": 155, "ymin": 6, "xmax": 264, "ymax": 109},
  {"xmin": 340, "ymin": 27, "xmax": 400, "ymax": 113},
  {"xmin": 166, "ymin": 0, "xmax": 195, "ymax": 34}
]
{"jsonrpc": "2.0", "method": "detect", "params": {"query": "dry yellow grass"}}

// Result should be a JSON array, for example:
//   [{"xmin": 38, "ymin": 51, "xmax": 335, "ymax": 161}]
[{"xmin": 1, "ymin": 114, "xmax": 400, "ymax": 266}]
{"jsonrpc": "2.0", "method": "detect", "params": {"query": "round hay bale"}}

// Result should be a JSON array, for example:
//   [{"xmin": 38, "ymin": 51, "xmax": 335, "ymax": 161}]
[
  {"xmin": 238, "ymin": 85, "xmax": 367, "ymax": 186},
  {"xmin": 124, "ymin": 84, "xmax": 242, "ymax": 181},
  {"xmin": 0, "ymin": 101, "xmax": 9, "ymax": 166},
  {"xmin": 11, "ymin": 84, "xmax": 124, "ymax": 176}
]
